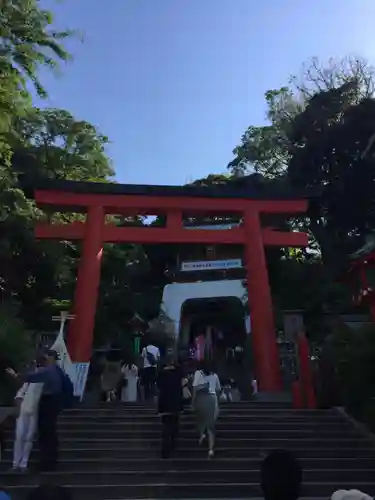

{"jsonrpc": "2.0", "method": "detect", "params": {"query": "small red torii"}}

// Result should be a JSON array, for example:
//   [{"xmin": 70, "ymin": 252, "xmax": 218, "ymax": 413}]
[{"xmin": 31, "ymin": 179, "xmax": 311, "ymax": 394}]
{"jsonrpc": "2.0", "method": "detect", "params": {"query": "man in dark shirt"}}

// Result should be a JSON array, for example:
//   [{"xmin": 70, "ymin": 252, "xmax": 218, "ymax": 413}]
[
  {"xmin": 157, "ymin": 354, "xmax": 183, "ymax": 459},
  {"xmin": 7, "ymin": 350, "xmax": 63, "ymax": 471}
]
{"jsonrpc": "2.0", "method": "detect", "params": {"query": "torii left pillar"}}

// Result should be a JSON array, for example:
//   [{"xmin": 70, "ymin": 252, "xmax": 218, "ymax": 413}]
[{"xmin": 68, "ymin": 206, "xmax": 104, "ymax": 362}]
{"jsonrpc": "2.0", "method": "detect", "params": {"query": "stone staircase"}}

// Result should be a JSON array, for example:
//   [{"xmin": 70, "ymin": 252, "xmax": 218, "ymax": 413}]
[{"xmin": 1, "ymin": 402, "xmax": 375, "ymax": 499}]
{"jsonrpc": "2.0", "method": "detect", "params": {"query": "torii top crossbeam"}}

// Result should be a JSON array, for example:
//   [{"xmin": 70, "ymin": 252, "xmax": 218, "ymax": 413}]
[{"xmin": 31, "ymin": 179, "xmax": 310, "ymax": 247}]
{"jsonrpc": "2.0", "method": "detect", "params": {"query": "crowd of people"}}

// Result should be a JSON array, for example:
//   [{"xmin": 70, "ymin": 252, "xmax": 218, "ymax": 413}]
[
  {"xmin": 97, "ymin": 341, "xmax": 223, "ymax": 459},
  {"xmin": 3, "ymin": 339, "xmax": 229, "ymax": 471},
  {"xmin": 1, "ymin": 342, "xmax": 374, "ymax": 500},
  {"xmin": 98, "ymin": 343, "xmax": 161, "ymax": 403},
  {"xmin": 98, "ymin": 341, "xmax": 241, "ymax": 405}
]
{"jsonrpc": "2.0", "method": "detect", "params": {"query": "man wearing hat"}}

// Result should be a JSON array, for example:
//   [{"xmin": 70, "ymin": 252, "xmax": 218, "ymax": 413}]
[{"xmin": 7, "ymin": 349, "xmax": 63, "ymax": 472}]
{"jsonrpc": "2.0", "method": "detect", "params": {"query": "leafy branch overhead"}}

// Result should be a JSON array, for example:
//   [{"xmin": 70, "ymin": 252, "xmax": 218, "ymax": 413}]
[
  {"xmin": 0, "ymin": 0, "xmax": 155, "ymax": 349},
  {"xmin": 229, "ymin": 56, "xmax": 375, "ymax": 270},
  {"xmin": 0, "ymin": 0, "xmax": 73, "ymax": 97}
]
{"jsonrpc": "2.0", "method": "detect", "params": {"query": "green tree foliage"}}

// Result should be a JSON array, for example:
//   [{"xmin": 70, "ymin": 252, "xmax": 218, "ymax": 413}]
[
  {"xmin": 0, "ymin": 304, "xmax": 32, "ymax": 365},
  {"xmin": 0, "ymin": 0, "xmax": 72, "ymax": 173},
  {"xmin": 0, "ymin": 107, "xmax": 115, "ymax": 329},
  {"xmin": 94, "ymin": 243, "xmax": 156, "ymax": 347},
  {"xmin": 0, "ymin": 0, "xmax": 72, "ymax": 97},
  {"xmin": 229, "ymin": 57, "xmax": 375, "ymax": 268},
  {"xmin": 287, "ymin": 80, "xmax": 375, "ymax": 264},
  {"xmin": 319, "ymin": 323, "xmax": 375, "ymax": 423},
  {"xmin": 227, "ymin": 57, "xmax": 375, "ymax": 333},
  {"xmin": 0, "ymin": 304, "xmax": 33, "ymax": 403},
  {"xmin": 15, "ymin": 108, "xmax": 114, "ymax": 183},
  {"xmin": 229, "ymin": 57, "xmax": 374, "ymax": 177},
  {"xmin": 229, "ymin": 87, "xmax": 302, "ymax": 178},
  {"xmin": 0, "ymin": 0, "xmax": 72, "ymax": 347},
  {"xmin": 0, "ymin": 0, "xmax": 159, "ymax": 355}
]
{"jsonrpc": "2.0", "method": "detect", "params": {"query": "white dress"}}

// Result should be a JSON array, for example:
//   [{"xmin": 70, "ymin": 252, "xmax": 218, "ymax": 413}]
[{"xmin": 121, "ymin": 364, "xmax": 138, "ymax": 402}]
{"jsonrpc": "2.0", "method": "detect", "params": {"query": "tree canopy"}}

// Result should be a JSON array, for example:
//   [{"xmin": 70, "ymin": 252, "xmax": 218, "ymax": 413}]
[
  {"xmin": 0, "ymin": 0, "xmax": 156, "ymax": 363},
  {"xmin": 229, "ymin": 56, "xmax": 375, "ymax": 271}
]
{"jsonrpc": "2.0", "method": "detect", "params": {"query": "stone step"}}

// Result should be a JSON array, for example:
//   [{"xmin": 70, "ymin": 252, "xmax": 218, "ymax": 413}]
[
  {"xmin": 55, "ymin": 417, "xmax": 353, "ymax": 431},
  {"xmin": 5, "ymin": 480, "xmax": 375, "ymax": 500},
  {"xmin": 62, "ymin": 407, "xmax": 334, "ymax": 416},
  {"xmin": 4, "ymin": 437, "xmax": 370, "ymax": 450},
  {"xmin": 1, "ymin": 404, "xmax": 373, "ymax": 500},
  {"xmin": 2, "ymin": 456, "xmax": 374, "ymax": 472},
  {"xmin": 60, "ymin": 410, "xmax": 345, "ymax": 425},
  {"xmin": 3, "ymin": 446, "xmax": 375, "ymax": 460},
  {"xmin": 50, "ymin": 421, "xmax": 358, "ymax": 438},
  {"xmin": 79, "ymin": 401, "xmax": 292, "ymax": 409},
  {"xmin": 2, "ymin": 468, "xmax": 375, "ymax": 487},
  {"xmin": 6, "ymin": 428, "xmax": 360, "ymax": 440}
]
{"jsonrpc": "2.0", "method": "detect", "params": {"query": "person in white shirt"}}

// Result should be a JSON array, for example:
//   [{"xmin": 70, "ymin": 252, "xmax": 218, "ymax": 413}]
[
  {"xmin": 120, "ymin": 358, "xmax": 139, "ymax": 402},
  {"xmin": 141, "ymin": 343, "xmax": 160, "ymax": 401},
  {"xmin": 12, "ymin": 371, "xmax": 43, "ymax": 471},
  {"xmin": 192, "ymin": 360, "xmax": 221, "ymax": 459}
]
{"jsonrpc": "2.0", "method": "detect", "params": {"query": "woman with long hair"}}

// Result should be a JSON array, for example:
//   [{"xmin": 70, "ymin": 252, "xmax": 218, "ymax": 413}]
[
  {"xmin": 192, "ymin": 359, "xmax": 221, "ymax": 459},
  {"xmin": 120, "ymin": 357, "xmax": 138, "ymax": 402}
]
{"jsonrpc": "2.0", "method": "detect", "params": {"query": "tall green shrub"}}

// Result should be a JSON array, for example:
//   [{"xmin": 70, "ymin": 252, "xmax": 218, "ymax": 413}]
[
  {"xmin": 322, "ymin": 323, "xmax": 375, "ymax": 421},
  {"xmin": 0, "ymin": 304, "xmax": 32, "ymax": 367},
  {"xmin": 0, "ymin": 304, "xmax": 33, "ymax": 403}
]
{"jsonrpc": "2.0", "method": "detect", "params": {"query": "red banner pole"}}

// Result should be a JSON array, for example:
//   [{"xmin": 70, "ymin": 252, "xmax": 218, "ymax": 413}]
[{"xmin": 297, "ymin": 333, "xmax": 317, "ymax": 409}]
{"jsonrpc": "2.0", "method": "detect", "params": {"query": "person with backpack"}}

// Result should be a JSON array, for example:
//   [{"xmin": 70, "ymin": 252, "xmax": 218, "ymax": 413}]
[
  {"xmin": 141, "ymin": 342, "xmax": 160, "ymax": 401},
  {"xmin": 7, "ymin": 349, "xmax": 73, "ymax": 472}
]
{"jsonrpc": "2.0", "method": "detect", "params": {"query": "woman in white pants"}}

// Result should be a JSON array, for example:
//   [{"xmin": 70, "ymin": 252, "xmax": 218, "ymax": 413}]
[{"xmin": 12, "ymin": 380, "xmax": 43, "ymax": 471}]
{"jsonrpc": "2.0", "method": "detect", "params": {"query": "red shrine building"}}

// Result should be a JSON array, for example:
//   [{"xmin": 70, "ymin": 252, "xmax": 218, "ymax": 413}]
[
  {"xmin": 31, "ymin": 178, "xmax": 313, "ymax": 394},
  {"xmin": 345, "ymin": 232, "xmax": 375, "ymax": 322}
]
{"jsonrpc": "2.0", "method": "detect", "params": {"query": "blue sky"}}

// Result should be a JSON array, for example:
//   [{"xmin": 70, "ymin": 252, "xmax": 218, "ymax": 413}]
[{"xmin": 38, "ymin": 0, "xmax": 375, "ymax": 186}]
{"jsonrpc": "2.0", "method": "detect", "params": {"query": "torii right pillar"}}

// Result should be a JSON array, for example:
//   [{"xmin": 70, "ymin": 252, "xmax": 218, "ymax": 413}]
[{"xmin": 244, "ymin": 209, "xmax": 282, "ymax": 393}]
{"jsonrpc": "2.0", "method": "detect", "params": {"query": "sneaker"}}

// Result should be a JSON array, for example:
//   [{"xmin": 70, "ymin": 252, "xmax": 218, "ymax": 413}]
[{"xmin": 208, "ymin": 449, "xmax": 215, "ymax": 459}]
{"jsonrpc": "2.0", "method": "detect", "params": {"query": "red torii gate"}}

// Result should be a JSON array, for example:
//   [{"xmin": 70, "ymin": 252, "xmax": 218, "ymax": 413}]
[{"xmin": 32, "ymin": 180, "xmax": 310, "ymax": 393}]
